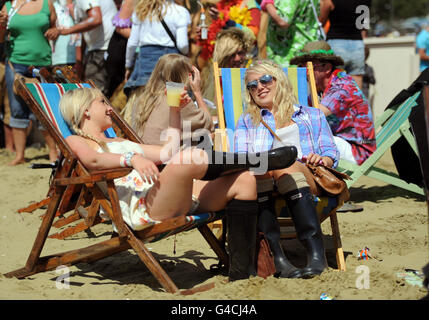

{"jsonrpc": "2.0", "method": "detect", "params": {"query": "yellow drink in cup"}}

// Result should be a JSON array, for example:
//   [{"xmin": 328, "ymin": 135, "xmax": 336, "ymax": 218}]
[{"xmin": 166, "ymin": 82, "xmax": 185, "ymax": 107}]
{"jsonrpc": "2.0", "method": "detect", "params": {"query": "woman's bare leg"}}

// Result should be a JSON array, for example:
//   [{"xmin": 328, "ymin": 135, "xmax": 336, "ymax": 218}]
[
  {"xmin": 272, "ymin": 161, "xmax": 319, "ymax": 195},
  {"xmin": 193, "ymin": 171, "xmax": 257, "ymax": 213},
  {"xmin": 144, "ymin": 148, "xmax": 209, "ymax": 220},
  {"xmin": 8, "ymin": 127, "xmax": 26, "ymax": 166}
]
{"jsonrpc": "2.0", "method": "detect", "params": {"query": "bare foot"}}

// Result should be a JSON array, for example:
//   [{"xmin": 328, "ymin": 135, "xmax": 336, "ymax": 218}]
[
  {"xmin": 49, "ymin": 150, "xmax": 59, "ymax": 164},
  {"xmin": 7, "ymin": 158, "xmax": 25, "ymax": 166}
]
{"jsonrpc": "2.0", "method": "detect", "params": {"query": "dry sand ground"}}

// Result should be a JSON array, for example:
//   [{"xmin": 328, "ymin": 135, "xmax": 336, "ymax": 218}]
[{"xmin": 0, "ymin": 146, "xmax": 428, "ymax": 300}]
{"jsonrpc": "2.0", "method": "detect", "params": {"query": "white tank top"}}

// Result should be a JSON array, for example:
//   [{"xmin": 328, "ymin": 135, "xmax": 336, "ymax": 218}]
[{"xmin": 272, "ymin": 123, "xmax": 302, "ymax": 160}]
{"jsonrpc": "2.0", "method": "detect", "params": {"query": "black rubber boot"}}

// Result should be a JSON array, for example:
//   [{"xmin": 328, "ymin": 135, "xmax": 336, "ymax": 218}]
[
  {"xmin": 258, "ymin": 191, "xmax": 302, "ymax": 278},
  {"xmin": 225, "ymin": 199, "xmax": 258, "ymax": 281},
  {"xmin": 283, "ymin": 187, "xmax": 328, "ymax": 278},
  {"xmin": 200, "ymin": 146, "xmax": 297, "ymax": 180}
]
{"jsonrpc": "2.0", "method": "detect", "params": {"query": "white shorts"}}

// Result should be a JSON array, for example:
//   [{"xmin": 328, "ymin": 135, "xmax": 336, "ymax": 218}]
[{"xmin": 334, "ymin": 136, "xmax": 358, "ymax": 164}]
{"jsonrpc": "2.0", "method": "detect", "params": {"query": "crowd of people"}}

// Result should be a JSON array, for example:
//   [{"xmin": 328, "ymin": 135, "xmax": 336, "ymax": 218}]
[{"xmin": 0, "ymin": 0, "xmax": 380, "ymax": 282}]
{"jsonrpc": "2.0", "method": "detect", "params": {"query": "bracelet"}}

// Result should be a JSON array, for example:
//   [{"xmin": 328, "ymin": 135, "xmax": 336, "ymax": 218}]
[
  {"xmin": 124, "ymin": 151, "xmax": 135, "ymax": 167},
  {"xmin": 119, "ymin": 155, "xmax": 127, "ymax": 167}
]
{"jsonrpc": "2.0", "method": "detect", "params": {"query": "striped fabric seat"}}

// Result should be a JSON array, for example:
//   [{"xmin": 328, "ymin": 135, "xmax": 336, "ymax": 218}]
[{"xmin": 26, "ymin": 83, "xmax": 116, "ymax": 138}]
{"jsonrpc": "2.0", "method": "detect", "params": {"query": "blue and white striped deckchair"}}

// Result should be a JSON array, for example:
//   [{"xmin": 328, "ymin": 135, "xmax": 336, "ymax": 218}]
[
  {"xmin": 212, "ymin": 62, "xmax": 346, "ymax": 271},
  {"xmin": 5, "ymin": 79, "xmax": 227, "ymax": 294},
  {"xmin": 337, "ymin": 91, "xmax": 424, "ymax": 195}
]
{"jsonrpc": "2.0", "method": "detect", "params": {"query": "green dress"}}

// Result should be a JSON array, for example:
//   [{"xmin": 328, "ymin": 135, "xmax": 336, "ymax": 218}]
[{"xmin": 266, "ymin": 0, "xmax": 321, "ymax": 67}]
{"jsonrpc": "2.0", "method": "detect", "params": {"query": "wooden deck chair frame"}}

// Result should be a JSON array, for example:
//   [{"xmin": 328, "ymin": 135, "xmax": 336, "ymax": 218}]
[
  {"xmin": 17, "ymin": 66, "xmax": 81, "ymax": 215},
  {"xmin": 5, "ymin": 78, "xmax": 228, "ymax": 294},
  {"xmin": 336, "ymin": 91, "xmax": 424, "ymax": 196},
  {"xmin": 212, "ymin": 61, "xmax": 346, "ymax": 271},
  {"xmin": 16, "ymin": 68, "xmax": 125, "ymax": 240}
]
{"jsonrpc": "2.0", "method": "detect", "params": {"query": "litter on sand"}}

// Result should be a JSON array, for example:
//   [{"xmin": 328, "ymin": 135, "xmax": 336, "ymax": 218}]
[
  {"xmin": 356, "ymin": 246, "xmax": 383, "ymax": 261},
  {"xmin": 320, "ymin": 293, "xmax": 335, "ymax": 300},
  {"xmin": 396, "ymin": 269, "xmax": 424, "ymax": 287}
]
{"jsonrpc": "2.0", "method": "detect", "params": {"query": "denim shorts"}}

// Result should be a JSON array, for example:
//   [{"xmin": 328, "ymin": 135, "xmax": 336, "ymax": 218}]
[
  {"xmin": 5, "ymin": 60, "xmax": 40, "ymax": 129},
  {"xmin": 327, "ymin": 39, "xmax": 365, "ymax": 76},
  {"xmin": 124, "ymin": 45, "xmax": 178, "ymax": 91}
]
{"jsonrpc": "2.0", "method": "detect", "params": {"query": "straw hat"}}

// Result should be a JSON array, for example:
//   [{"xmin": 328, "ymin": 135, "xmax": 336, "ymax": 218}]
[{"xmin": 289, "ymin": 40, "xmax": 344, "ymax": 67}]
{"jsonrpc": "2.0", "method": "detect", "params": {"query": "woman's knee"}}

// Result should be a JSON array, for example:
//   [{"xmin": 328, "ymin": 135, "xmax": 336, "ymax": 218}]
[
  {"xmin": 168, "ymin": 147, "xmax": 209, "ymax": 178},
  {"xmin": 231, "ymin": 171, "xmax": 257, "ymax": 200}
]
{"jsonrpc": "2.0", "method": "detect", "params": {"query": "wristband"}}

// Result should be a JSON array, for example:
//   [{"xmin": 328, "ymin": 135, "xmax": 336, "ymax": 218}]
[
  {"xmin": 124, "ymin": 151, "xmax": 135, "ymax": 167},
  {"xmin": 119, "ymin": 155, "xmax": 126, "ymax": 167}
]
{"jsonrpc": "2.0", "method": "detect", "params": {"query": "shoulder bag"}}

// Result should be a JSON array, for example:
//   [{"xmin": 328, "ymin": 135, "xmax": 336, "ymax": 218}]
[{"xmin": 159, "ymin": 18, "xmax": 186, "ymax": 56}]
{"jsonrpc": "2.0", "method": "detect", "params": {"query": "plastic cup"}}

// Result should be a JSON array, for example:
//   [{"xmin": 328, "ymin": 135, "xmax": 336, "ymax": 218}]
[{"xmin": 166, "ymin": 82, "xmax": 185, "ymax": 107}]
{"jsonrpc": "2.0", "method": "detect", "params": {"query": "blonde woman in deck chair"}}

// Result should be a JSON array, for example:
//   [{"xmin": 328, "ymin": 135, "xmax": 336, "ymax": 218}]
[
  {"xmin": 234, "ymin": 59, "xmax": 339, "ymax": 279},
  {"xmin": 59, "ymin": 86, "xmax": 298, "ymax": 282}
]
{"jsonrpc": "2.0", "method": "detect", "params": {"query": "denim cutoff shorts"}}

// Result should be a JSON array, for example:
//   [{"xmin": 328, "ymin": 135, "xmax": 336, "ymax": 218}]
[
  {"xmin": 124, "ymin": 45, "xmax": 179, "ymax": 91},
  {"xmin": 327, "ymin": 39, "xmax": 365, "ymax": 75},
  {"xmin": 5, "ymin": 60, "xmax": 43, "ymax": 129}
]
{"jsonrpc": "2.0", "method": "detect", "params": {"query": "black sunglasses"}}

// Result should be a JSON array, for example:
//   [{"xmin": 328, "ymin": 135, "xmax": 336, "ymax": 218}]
[{"xmin": 246, "ymin": 74, "xmax": 274, "ymax": 91}]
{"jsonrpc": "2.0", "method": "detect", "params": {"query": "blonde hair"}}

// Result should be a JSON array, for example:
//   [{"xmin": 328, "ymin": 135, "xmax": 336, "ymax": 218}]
[
  {"xmin": 59, "ymin": 87, "xmax": 109, "ymax": 150},
  {"xmin": 244, "ymin": 59, "xmax": 297, "ymax": 128},
  {"xmin": 131, "ymin": 53, "xmax": 193, "ymax": 136},
  {"xmin": 135, "ymin": 0, "xmax": 170, "ymax": 22},
  {"xmin": 201, "ymin": 27, "xmax": 255, "ymax": 102}
]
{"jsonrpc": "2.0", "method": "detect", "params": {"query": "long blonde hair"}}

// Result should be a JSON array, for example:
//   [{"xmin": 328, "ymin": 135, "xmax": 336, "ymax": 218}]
[
  {"xmin": 134, "ymin": 0, "xmax": 170, "ymax": 22},
  {"xmin": 132, "ymin": 53, "xmax": 193, "ymax": 136},
  {"xmin": 244, "ymin": 59, "xmax": 297, "ymax": 128},
  {"xmin": 59, "ymin": 87, "xmax": 109, "ymax": 150}
]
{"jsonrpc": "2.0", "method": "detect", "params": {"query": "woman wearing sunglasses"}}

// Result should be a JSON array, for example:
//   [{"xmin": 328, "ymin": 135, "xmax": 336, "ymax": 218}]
[{"xmin": 234, "ymin": 59, "xmax": 339, "ymax": 279}]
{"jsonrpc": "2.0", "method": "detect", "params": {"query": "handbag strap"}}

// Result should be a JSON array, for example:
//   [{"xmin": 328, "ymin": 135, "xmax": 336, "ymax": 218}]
[
  {"xmin": 159, "ymin": 18, "xmax": 183, "ymax": 55},
  {"xmin": 260, "ymin": 118, "xmax": 283, "ymax": 142}
]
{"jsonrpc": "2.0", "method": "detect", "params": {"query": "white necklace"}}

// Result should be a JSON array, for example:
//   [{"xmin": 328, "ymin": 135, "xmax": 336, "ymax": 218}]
[{"xmin": 7, "ymin": 0, "xmax": 32, "ymax": 30}]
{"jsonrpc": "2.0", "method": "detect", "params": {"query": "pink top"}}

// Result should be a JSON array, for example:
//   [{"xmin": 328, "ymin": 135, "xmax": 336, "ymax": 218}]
[{"xmin": 260, "ymin": 0, "xmax": 274, "ymax": 11}]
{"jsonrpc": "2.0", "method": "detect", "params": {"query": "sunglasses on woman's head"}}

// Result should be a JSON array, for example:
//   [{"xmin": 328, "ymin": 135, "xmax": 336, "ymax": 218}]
[{"xmin": 246, "ymin": 74, "xmax": 274, "ymax": 91}]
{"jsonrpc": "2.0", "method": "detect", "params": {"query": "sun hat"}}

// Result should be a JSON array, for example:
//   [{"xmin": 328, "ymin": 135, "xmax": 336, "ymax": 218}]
[{"xmin": 289, "ymin": 40, "xmax": 344, "ymax": 67}]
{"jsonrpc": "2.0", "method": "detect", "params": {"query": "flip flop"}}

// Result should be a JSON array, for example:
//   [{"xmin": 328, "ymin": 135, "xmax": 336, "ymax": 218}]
[{"xmin": 337, "ymin": 202, "xmax": 364, "ymax": 213}]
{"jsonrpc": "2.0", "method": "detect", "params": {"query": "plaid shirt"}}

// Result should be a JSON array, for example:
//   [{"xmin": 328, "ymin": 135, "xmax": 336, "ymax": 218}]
[{"xmin": 234, "ymin": 105, "xmax": 340, "ymax": 168}]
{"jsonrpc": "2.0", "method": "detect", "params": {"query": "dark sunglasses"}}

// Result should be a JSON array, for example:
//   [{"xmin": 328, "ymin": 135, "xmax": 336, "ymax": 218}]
[{"xmin": 246, "ymin": 74, "xmax": 274, "ymax": 91}]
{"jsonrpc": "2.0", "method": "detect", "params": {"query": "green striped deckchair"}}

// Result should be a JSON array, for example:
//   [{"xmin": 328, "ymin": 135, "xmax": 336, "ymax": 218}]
[
  {"xmin": 337, "ymin": 91, "xmax": 424, "ymax": 195},
  {"xmin": 5, "ymin": 79, "xmax": 227, "ymax": 294}
]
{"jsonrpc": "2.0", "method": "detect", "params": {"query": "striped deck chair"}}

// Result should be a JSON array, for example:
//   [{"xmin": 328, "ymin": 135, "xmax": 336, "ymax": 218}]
[
  {"xmin": 212, "ymin": 62, "xmax": 346, "ymax": 271},
  {"xmin": 337, "ymin": 90, "xmax": 424, "ymax": 195},
  {"xmin": 5, "ymin": 78, "xmax": 228, "ymax": 294}
]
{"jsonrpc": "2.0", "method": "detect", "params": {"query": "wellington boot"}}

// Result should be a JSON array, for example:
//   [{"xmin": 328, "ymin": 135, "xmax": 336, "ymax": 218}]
[
  {"xmin": 283, "ymin": 187, "xmax": 328, "ymax": 278},
  {"xmin": 225, "ymin": 199, "xmax": 258, "ymax": 281},
  {"xmin": 258, "ymin": 191, "xmax": 302, "ymax": 278},
  {"xmin": 200, "ymin": 146, "xmax": 297, "ymax": 180}
]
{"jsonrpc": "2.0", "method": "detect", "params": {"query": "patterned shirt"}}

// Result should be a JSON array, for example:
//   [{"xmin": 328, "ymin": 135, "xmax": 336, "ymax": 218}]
[
  {"xmin": 234, "ymin": 105, "xmax": 340, "ymax": 168},
  {"xmin": 320, "ymin": 69, "xmax": 376, "ymax": 165},
  {"xmin": 262, "ymin": 0, "xmax": 321, "ymax": 67}
]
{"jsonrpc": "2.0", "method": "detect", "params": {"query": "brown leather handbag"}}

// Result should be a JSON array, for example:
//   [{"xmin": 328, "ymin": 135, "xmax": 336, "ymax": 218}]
[
  {"xmin": 306, "ymin": 163, "xmax": 351, "ymax": 196},
  {"xmin": 256, "ymin": 232, "xmax": 276, "ymax": 278}
]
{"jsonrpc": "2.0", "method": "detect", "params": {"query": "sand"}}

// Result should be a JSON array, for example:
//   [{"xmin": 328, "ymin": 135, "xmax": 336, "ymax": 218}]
[{"xmin": 0, "ymin": 146, "xmax": 428, "ymax": 300}]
